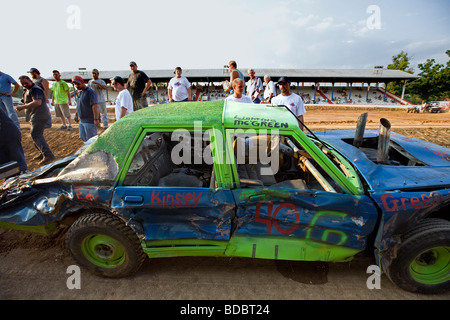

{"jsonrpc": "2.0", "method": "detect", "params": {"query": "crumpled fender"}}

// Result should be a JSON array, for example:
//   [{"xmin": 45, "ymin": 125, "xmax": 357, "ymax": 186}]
[{"xmin": 371, "ymin": 188, "xmax": 450, "ymax": 273}]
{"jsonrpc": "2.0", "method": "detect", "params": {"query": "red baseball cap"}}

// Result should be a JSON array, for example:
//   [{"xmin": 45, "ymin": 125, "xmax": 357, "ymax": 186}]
[{"xmin": 72, "ymin": 75, "xmax": 84, "ymax": 84}]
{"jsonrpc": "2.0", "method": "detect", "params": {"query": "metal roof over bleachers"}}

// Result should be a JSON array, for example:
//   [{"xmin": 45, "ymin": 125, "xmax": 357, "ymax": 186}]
[{"xmin": 57, "ymin": 68, "xmax": 417, "ymax": 84}]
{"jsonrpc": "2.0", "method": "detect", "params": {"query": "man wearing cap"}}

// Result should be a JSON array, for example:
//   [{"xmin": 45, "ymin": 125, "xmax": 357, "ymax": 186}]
[
  {"xmin": 126, "ymin": 61, "xmax": 152, "ymax": 111},
  {"xmin": 111, "ymin": 76, "xmax": 133, "ymax": 121},
  {"xmin": 15, "ymin": 76, "xmax": 55, "ymax": 165},
  {"xmin": 271, "ymin": 77, "xmax": 306, "ymax": 131},
  {"xmin": 51, "ymin": 70, "xmax": 73, "ymax": 131},
  {"xmin": 28, "ymin": 68, "xmax": 52, "ymax": 128},
  {"xmin": 72, "ymin": 76, "xmax": 100, "ymax": 142},
  {"xmin": 168, "ymin": 67, "xmax": 191, "ymax": 102},
  {"xmin": 88, "ymin": 69, "xmax": 108, "ymax": 128},
  {"xmin": 0, "ymin": 70, "xmax": 21, "ymax": 129}
]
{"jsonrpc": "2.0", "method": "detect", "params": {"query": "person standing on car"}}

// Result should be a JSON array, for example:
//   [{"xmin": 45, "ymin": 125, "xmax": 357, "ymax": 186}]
[
  {"xmin": 126, "ymin": 61, "xmax": 152, "ymax": 111},
  {"xmin": 72, "ymin": 75, "xmax": 100, "ymax": 142},
  {"xmin": 271, "ymin": 77, "xmax": 306, "ymax": 131},
  {"xmin": 16, "ymin": 76, "xmax": 55, "ymax": 165},
  {"xmin": 224, "ymin": 60, "xmax": 245, "ymax": 95},
  {"xmin": 0, "ymin": 70, "xmax": 21, "ymax": 129},
  {"xmin": 88, "ymin": 69, "xmax": 109, "ymax": 129},
  {"xmin": 168, "ymin": 67, "xmax": 191, "ymax": 102},
  {"xmin": 111, "ymin": 76, "xmax": 133, "ymax": 121}
]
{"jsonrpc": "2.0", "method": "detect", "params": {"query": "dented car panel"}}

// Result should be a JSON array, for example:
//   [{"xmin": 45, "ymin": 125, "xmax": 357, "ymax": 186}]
[
  {"xmin": 111, "ymin": 187, "xmax": 235, "ymax": 243},
  {"xmin": 1, "ymin": 101, "xmax": 449, "ymax": 285},
  {"xmin": 371, "ymin": 188, "xmax": 450, "ymax": 268},
  {"xmin": 232, "ymin": 187, "xmax": 379, "ymax": 251}
]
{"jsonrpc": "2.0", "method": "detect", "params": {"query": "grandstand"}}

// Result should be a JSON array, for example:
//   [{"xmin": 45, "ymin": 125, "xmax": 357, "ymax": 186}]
[{"xmin": 56, "ymin": 67, "xmax": 417, "ymax": 106}]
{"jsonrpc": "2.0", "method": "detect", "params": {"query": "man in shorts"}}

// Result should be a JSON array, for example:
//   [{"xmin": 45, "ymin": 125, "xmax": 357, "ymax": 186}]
[
  {"xmin": 51, "ymin": 70, "xmax": 73, "ymax": 131},
  {"xmin": 126, "ymin": 61, "xmax": 152, "ymax": 111}
]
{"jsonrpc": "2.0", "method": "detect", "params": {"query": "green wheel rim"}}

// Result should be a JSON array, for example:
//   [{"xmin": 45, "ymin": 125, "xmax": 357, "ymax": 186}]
[
  {"xmin": 409, "ymin": 247, "xmax": 450, "ymax": 285},
  {"xmin": 81, "ymin": 234, "xmax": 126, "ymax": 268}
]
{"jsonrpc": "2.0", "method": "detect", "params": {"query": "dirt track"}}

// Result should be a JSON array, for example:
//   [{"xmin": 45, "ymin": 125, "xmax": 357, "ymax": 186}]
[{"xmin": 1, "ymin": 105, "xmax": 449, "ymax": 301}]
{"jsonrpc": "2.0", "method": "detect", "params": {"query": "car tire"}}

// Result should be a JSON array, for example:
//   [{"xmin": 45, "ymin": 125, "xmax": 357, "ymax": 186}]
[
  {"xmin": 387, "ymin": 218, "xmax": 450, "ymax": 294},
  {"xmin": 66, "ymin": 212, "xmax": 147, "ymax": 278}
]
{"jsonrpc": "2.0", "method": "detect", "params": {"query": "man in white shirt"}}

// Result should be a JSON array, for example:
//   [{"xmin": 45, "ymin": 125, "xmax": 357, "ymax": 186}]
[
  {"xmin": 263, "ymin": 75, "xmax": 276, "ymax": 104},
  {"xmin": 271, "ymin": 77, "xmax": 306, "ymax": 130},
  {"xmin": 168, "ymin": 67, "xmax": 191, "ymax": 102},
  {"xmin": 111, "ymin": 76, "xmax": 133, "ymax": 121},
  {"xmin": 246, "ymin": 69, "xmax": 263, "ymax": 104},
  {"xmin": 225, "ymin": 78, "xmax": 253, "ymax": 103}
]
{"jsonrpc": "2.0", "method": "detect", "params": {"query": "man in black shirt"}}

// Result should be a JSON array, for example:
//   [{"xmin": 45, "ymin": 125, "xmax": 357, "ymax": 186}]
[
  {"xmin": 16, "ymin": 76, "xmax": 55, "ymax": 165},
  {"xmin": 126, "ymin": 61, "xmax": 152, "ymax": 111}
]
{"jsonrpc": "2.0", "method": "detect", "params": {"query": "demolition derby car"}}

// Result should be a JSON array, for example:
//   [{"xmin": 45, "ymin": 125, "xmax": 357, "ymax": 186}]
[{"xmin": 0, "ymin": 101, "xmax": 449, "ymax": 294}]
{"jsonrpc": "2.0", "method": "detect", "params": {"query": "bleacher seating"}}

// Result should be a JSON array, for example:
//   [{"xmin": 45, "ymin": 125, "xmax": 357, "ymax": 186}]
[{"xmin": 103, "ymin": 83, "xmax": 407, "ymax": 106}]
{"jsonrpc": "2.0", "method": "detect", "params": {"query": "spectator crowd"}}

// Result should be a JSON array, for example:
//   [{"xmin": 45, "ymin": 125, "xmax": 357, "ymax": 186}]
[{"xmin": 0, "ymin": 60, "xmax": 305, "ymax": 174}]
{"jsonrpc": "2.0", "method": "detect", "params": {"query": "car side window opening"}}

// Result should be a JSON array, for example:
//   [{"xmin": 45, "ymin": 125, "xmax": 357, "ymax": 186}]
[
  {"xmin": 230, "ymin": 132, "xmax": 345, "ymax": 194},
  {"xmin": 123, "ymin": 131, "xmax": 215, "ymax": 188}
]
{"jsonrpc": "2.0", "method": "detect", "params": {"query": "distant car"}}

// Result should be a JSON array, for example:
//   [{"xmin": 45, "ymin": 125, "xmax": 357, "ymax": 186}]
[{"xmin": 1, "ymin": 101, "xmax": 449, "ymax": 294}]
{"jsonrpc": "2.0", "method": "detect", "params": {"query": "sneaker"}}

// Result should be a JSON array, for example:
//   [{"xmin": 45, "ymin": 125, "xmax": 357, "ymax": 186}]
[
  {"xmin": 57, "ymin": 125, "xmax": 67, "ymax": 130},
  {"xmin": 39, "ymin": 155, "xmax": 56, "ymax": 165},
  {"xmin": 67, "ymin": 126, "xmax": 73, "ymax": 131},
  {"xmin": 33, "ymin": 154, "xmax": 44, "ymax": 161}
]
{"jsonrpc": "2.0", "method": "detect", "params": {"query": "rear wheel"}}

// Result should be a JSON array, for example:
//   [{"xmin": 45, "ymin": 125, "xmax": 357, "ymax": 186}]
[
  {"xmin": 387, "ymin": 219, "xmax": 450, "ymax": 294},
  {"xmin": 66, "ymin": 213, "xmax": 146, "ymax": 278}
]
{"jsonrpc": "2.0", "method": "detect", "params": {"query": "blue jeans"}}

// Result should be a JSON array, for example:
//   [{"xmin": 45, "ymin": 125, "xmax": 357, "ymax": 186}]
[
  {"xmin": 31, "ymin": 119, "xmax": 53, "ymax": 158},
  {"xmin": 0, "ymin": 95, "xmax": 21, "ymax": 129},
  {"xmin": 79, "ymin": 121, "xmax": 98, "ymax": 142},
  {"xmin": 98, "ymin": 102, "xmax": 108, "ymax": 127},
  {"xmin": 0, "ymin": 137, "xmax": 28, "ymax": 173}
]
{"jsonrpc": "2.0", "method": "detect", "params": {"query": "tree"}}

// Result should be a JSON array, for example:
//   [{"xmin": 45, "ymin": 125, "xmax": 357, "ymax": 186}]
[
  {"xmin": 409, "ymin": 50, "xmax": 450, "ymax": 101},
  {"xmin": 386, "ymin": 51, "xmax": 414, "ymax": 96}
]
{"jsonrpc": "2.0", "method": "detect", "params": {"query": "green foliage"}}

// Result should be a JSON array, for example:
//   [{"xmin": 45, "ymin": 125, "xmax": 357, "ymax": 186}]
[
  {"xmin": 387, "ymin": 51, "xmax": 414, "ymax": 96},
  {"xmin": 409, "ymin": 50, "xmax": 450, "ymax": 102},
  {"xmin": 388, "ymin": 50, "xmax": 450, "ymax": 102}
]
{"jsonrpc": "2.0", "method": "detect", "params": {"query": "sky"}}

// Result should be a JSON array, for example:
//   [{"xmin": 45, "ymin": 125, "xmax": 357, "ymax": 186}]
[{"xmin": 1, "ymin": 0, "xmax": 449, "ymax": 79}]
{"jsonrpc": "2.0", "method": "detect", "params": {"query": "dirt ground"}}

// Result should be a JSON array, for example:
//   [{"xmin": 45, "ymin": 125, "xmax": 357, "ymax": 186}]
[{"xmin": 1, "ymin": 105, "xmax": 449, "ymax": 302}]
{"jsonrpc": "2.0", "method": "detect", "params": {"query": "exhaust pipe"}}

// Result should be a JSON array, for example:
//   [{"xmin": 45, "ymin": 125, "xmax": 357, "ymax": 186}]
[
  {"xmin": 377, "ymin": 118, "xmax": 391, "ymax": 164},
  {"xmin": 353, "ymin": 113, "xmax": 368, "ymax": 148}
]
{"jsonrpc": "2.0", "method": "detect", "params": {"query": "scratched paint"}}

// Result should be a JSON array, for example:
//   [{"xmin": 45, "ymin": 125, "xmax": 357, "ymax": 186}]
[{"xmin": 232, "ymin": 188, "xmax": 378, "ymax": 251}]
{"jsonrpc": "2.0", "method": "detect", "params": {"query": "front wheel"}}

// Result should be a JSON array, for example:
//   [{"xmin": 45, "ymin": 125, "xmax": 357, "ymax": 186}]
[
  {"xmin": 65, "ymin": 213, "xmax": 147, "ymax": 278},
  {"xmin": 387, "ymin": 218, "xmax": 450, "ymax": 294}
]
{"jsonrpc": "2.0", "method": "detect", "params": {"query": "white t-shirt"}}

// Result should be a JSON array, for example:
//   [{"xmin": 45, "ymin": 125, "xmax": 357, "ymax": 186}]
[
  {"xmin": 226, "ymin": 94, "xmax": 253, "ymax": 103},
  {"xmin": 264, "ymin": 80, "xmax": 276, "ymax": 100},
  {"xmin": 115, "ymin": 89, "xmax": 133, "ymax": 120},
  {"xmin": 271, "ymin": 93, "xmax": 306, "ymax": 117},
  {"xmin": 168, "ymin": 76, "xmax": 191, "ymax": 101}
]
